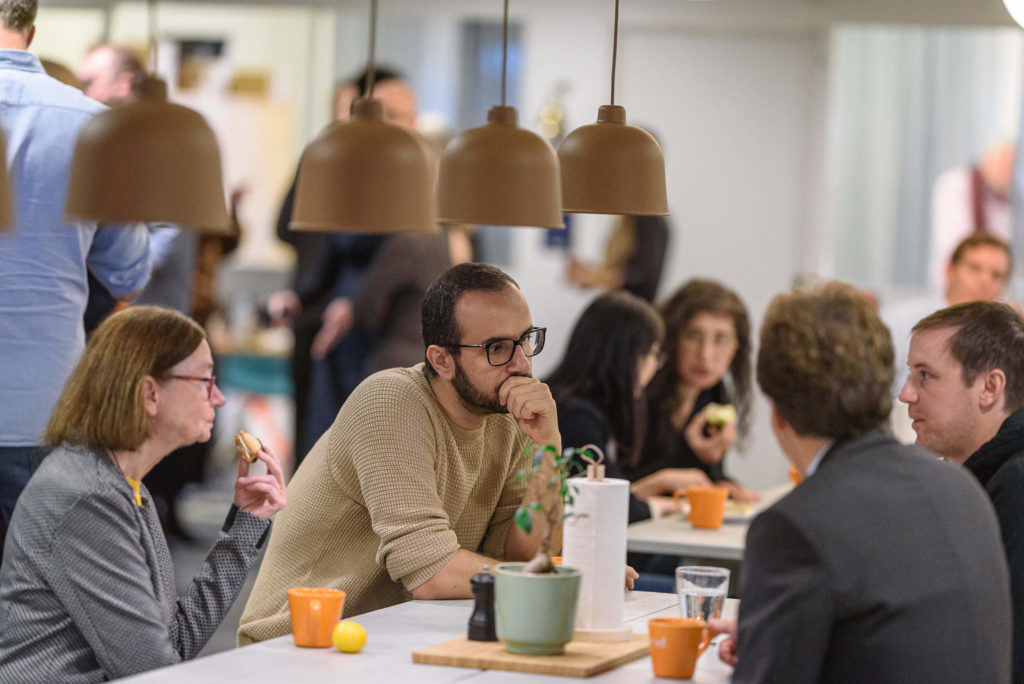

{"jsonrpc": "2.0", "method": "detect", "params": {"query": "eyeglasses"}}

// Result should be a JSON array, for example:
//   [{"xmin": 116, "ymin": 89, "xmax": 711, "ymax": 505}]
[
  {"xmin": 167, "ymin": 375, "xmax": 217, "ymax": 400},
  {"xmin": 447, "ymin": 327, "xmax": 546, "ymax": 367},
  {"xmin": 680, "ymin": 328, "xmax": 737, "ymax": 351}
]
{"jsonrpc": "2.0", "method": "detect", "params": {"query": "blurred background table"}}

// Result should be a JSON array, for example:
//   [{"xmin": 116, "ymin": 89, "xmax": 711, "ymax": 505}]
[
  {"xmin": 626, "ymin": 484, "xmax": 791, "ymax": 560},
  {"xmin": 120, "ymin": 592, "xmax": 737, "ymax": 683}
]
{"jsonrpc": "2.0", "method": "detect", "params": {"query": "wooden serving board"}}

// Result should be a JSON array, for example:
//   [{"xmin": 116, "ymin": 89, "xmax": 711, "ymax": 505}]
[{"xmin": 412, "ymin": 634, "xmax": 649, "ymax": 678}]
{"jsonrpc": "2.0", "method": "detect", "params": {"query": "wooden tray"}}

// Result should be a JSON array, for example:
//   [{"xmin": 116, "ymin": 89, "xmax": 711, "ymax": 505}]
[{"xmin": 412, "ymin": 634, "xmax": 649, "ymax": 678}]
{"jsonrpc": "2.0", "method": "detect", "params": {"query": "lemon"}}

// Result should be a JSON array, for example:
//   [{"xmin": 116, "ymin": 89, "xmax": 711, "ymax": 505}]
[{"xmin": 332, "ymin": 621, "xmax": 367, "ymax": 653}]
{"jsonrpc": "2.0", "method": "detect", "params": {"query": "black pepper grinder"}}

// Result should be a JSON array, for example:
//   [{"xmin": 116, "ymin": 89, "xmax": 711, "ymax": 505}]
[{"xmin": 468, "ymin": 565, "xmax": 497, "ymax": 641}]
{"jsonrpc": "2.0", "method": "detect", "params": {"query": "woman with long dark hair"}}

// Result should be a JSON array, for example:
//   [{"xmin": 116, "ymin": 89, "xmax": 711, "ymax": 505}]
[
  {"xmin": 546, "ymin": 292, "xmax": 711, "ymax": 522},
  {"xmin": 636, "ymin": 279, "xmax": 758, "ymax": 503}
]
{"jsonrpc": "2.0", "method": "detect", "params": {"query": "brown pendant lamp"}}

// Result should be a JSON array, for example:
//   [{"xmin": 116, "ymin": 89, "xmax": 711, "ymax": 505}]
[
  {"xmin": 290, "ymin": 0, "xmax": 436, "ymax": 233},
  {"xmin": 0, "ymin": 131, "xmax": 13, "ymax": 231},
  {"xmin": 558, "ymin": 0, "xmax": 668, "ymax": 216},
  {"xmin": 64, "ymin": 0, "xmax": 229, "ymax": 232},
  {"xmin": 437, "ymin": 0, "xmax": 563, "ymax": 229}
]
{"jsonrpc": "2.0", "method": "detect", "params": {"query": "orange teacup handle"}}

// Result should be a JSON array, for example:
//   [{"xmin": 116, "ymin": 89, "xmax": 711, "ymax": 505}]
[
  {"xmin": 672, "ymin": 488, "xmax": 689, "ymax": 514},
  {"xmin": 697, "ymin": 625, "xmax": 711, "ymax": 658}
]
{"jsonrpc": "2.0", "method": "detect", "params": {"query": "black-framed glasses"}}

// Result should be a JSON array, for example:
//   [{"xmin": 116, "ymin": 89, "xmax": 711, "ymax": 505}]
[
  {"xmin": 168, "ymin": 375, "xmax": 217, "ymax": 400},
  {"xmin": 446, "ymin": 327, "xmax": 546, "ymax": 366}
]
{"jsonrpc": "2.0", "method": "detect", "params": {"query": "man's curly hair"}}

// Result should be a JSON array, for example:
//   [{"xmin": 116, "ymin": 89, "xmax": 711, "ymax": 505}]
[{"xmin": 757, "ymin": 281, "xmax": 893, "ymax": 439}]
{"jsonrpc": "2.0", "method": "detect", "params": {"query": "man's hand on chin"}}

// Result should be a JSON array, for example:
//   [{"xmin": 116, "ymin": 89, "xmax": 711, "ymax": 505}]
[{"xmin": 499, "ymin": 376, "xmax": 561, "ymax": 450}]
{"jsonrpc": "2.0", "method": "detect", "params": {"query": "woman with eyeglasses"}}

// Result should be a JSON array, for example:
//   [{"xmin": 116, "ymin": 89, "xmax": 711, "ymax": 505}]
[
  {"xmin": 0, "ymin": 306, "xmax": 287, "ymax": 682},
  {"xmin": 546, "ymin": 292, "xmax": 712, "ymax": 523},
  {"xmin": 633, "ymin": 279, "xmax": 758, "ymax": 504}
]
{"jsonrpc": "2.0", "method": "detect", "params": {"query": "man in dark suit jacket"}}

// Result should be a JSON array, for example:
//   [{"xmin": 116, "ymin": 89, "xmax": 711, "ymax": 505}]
[
  {"xmin": 711, "ymin": 282, "xmax": 1011, "ymax": 683},
  {"xmin": 900, "ymin": 301, "xmax": 1024, "ymax": 683}
]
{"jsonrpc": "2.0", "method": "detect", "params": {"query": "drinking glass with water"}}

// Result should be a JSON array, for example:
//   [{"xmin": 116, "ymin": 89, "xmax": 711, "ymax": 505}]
[{"xmin": 676, "ymin": 566, "xmax": 730, "ymax": 620}]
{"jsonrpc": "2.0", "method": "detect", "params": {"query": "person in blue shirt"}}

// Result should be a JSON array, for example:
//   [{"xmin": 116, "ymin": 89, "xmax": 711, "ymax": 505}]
[{"xmin": 0, "ymin": 0, "xmax": 151, "ymax": 545}]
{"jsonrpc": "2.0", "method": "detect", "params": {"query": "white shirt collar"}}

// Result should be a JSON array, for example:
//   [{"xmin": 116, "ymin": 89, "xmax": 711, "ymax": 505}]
[{"xmin": 803, "ymin": 440, "xmax": 835, "ymax": 478}]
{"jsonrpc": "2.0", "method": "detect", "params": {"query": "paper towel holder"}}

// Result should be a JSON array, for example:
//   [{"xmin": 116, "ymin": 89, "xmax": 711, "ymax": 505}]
[{"xmin": 578, "ymin": 444, "xmax": 606, "ymax": 481}]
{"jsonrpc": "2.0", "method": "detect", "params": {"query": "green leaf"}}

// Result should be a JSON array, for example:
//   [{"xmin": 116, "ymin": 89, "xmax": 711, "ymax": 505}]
[
  {"xmin": 514, "ymin": 506, "xmax": 533, "ymax": 534},
  {"xmin": 528, "ymin": 502, "xmax": 543, "ymax": 512}
]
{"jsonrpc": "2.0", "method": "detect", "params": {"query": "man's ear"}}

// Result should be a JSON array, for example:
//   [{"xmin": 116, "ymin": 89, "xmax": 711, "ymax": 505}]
[
  {"xmin": 770, "ymin": 402, "xmax": 787, "ymax": 432},
  {"xmin": 977, "ymin": 368, "xmax": 1007, "ymax": 411},
  {"xmin": 141, "ymin": 376, "xmax": 160, "ymax": 418},
  {"xmin": 426, "ymin": 345, "xmax": 456, "ymax": 380},
  {"xmin": 25, "ymin": 26, "xmax": 34, "ymax": 48}
]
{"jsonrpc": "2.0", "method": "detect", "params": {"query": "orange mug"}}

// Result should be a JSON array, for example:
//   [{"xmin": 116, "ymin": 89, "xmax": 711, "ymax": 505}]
[
  {"xmin": 288, "ymin": 587, "xmax": 345, "ymax": 647},
  {"xmin": 789, "ymin": 464, "xmax": 804, "ymax": 486},
  {"xmin": 648, "ymin": 617, "xmax": 711, "ymax": 678},
  {"xmin": 674, "ymin": 486, "xmax": 729, "ymax": 529}
]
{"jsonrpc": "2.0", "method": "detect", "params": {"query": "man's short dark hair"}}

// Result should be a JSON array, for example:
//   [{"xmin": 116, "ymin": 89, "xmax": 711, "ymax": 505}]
[
  {"xmin": 421, "ymin": 263, "xmax": 519, "ymax": 377},
  {"xmin": 950, "ymin": 233, "xmax": 1013, "ymax": 276},
  {"xmin": 757, "ymin": 281, "xmax": 894, "ymax": 439},
  {"xmin": 0, "ymin": 0, "xmax": 37, "ymax": 31},
  {"xmin": 334, "ymin": 65, "xmax": 405, "ymax": 101},
  {"xmin": 913, "ymin": 301, "xmax": 1024, "ymax": 412}
]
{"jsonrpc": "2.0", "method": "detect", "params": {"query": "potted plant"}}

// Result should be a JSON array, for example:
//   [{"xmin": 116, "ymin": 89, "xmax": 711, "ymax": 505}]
[{"xmin": 494, "ymin": 445, "xmax": 584, "ymax": 655}]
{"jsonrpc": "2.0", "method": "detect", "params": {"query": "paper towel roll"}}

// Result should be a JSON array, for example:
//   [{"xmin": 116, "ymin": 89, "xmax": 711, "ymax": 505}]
[{"xmin": 562, "ymin": 477, "xmax": 630, "ymax": 634}]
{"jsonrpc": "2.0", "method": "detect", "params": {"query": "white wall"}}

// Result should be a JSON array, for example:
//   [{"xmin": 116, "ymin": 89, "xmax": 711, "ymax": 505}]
[{"xmin": 505, "ymin": 22, "xmax": 829, "ymax": 489}]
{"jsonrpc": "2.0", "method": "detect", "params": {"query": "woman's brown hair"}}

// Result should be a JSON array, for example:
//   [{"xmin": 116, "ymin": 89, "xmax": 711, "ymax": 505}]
[{"xmin": 43, "ymin": 306, "xmax": 206, "ymax": 451}]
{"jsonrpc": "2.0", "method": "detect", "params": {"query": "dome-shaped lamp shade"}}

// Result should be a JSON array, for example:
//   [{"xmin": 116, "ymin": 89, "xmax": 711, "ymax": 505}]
[
  {"xmin": 558, "ymin": 105, "xmax": 668, "ymax": 216},
  {"xmin": 438, "ymin": 105, "xmax": 564, "ymax": 229},
  {"xmin": 291, "ymin": 98, "xmax": 437, "ymax": 233},
  {"xmin": 1006, "ymin": 0, "xmax": 1024, "ymax": 27},
  {"xmin": 0, "ymin": 132, "xmax": 13, "ymax": 231},
  {"xmin": 65, "ymin": 78, "xmax": 229, "ymax": 232}
]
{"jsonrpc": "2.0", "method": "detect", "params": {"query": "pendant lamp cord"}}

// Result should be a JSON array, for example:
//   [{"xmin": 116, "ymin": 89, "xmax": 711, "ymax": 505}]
[
  {"xmin": 367, "ymin": 0, "xmax": 378, "ymax": 97},
  {"xmin": 501, "ymin": 0, "xmax": 509, "ymax": 107},
  {"xmin": 610, "ymin": 0, "xmax": 619, "ymax": 105},
  {"xmin": 147, "ymin": 0, "xmax": 158, "ymax": 75}
]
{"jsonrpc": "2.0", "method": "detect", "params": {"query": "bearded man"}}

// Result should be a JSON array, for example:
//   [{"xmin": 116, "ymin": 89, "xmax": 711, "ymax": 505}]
[{"xmin": 239, "ymin": 263, "xmax": 563, "ymax": 643}]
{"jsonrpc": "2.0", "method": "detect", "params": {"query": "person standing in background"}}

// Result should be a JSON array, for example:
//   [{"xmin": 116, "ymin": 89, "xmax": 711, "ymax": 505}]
[
  {"xmin": 76, "ymin": 44, "xmax": 155, "ymax": 334},
  {"xmin": 268, "ymin": 66, "xmax": 418, "ymax": 462},
  {"xmin": 352, "ymin": 226, "xmax": 472, "ymax": 375},
  {"xmin": 566, "ymin": 214, "xmax": 670, "ymax": 303},
  {"xmin": 929, "ymin": 141, "xmax": 1015, "ymax": 291},
  {"xmin": 0, "ymin": 1, "xmax": 151, "ymax": 554}
]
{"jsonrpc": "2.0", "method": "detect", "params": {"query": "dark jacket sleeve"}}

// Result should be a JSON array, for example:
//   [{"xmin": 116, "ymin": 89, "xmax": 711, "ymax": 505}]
[
  {"xmin": 621, "ymin": 215, "xmax": 669, "ymax": 302},
  {"xmin": 557, "ymin": 399, "xmax": 652, "ymax": 524},
  {"xmin": 732, "ymin": 507, "xmax": 832, "ymax": 684},
  {"xmin": 988, "ymin": 460, "xmax": 1024, "ymax": 684}
]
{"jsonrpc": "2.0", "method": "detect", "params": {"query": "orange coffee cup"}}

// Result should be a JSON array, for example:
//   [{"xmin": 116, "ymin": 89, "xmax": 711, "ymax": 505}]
[
  {"xmin": 288, "ymin": 587, "xmax": 345, "ymax": 647},
  {"xmin": 674, "ymin": 486, "xmax": 729, "ymax": 529},
  {"xmin": 648, "ymin": 617, "xmax": 711, "ymax": 678},
  {"xmin": 789, "ymin": 464, "xmax": 804, "ymax": 486}
]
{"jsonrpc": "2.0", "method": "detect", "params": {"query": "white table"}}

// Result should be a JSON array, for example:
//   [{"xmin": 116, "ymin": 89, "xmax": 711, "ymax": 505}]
[
  {"xmin": 626, "ymin": 484, "xmax": 791, "ymax": 559},
  {"xmin": 121, "ymin": 592, "xmax": 736, "ymax": 683}
]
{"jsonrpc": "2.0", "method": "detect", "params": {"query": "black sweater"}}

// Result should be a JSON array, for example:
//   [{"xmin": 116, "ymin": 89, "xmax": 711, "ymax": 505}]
[
  {"xmin": 556, "ymin": 396, "xmax": 652, "ymax": 524},
  {"xmin": 964, "ymin": 409, "xmax": 1024, "ymax": 684}
]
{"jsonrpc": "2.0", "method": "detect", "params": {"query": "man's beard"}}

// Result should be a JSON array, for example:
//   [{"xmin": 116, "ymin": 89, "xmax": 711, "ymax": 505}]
[{"xmin": 452, "ymin": 359, "xmax": 529, "ymax": 416}]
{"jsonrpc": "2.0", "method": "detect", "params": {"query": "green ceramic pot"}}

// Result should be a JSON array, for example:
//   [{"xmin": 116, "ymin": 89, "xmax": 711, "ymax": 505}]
[{"xmin": 494, "ymin": 562, "xmax": 582, "ymax": 655}]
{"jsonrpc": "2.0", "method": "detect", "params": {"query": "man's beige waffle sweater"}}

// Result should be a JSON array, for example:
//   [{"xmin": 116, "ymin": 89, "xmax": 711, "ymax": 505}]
[{"xmin": 237, "ymin": 365, "xmax": 531, "ymax": 644}]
